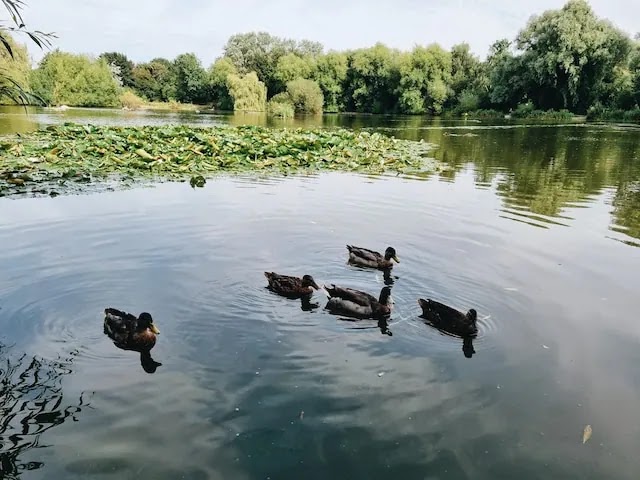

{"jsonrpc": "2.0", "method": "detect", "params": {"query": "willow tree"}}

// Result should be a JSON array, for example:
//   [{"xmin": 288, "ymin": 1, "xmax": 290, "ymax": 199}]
[
  {"xmin": 0, "ymin": 0, "xmax": 54, "ymax": 104},
  {"xmin": 227, "ymin": 71, "xmax": 267, "ymax": 112},
  {"xmin": 516, "ymin": 0, "xmax": 631, "ymax": 112}
]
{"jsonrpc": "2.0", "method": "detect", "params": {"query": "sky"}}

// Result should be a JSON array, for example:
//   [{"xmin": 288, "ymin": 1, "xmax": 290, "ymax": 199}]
[{"xmin": 15, "ymin": 0, "xmax": 640, "ymax": 67}]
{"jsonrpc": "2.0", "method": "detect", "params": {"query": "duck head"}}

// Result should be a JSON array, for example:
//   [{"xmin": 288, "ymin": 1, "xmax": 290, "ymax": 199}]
[
  {"xmin": 302, "ymin": 275, "xmax": 320, "ymax": 290},
  {"xmin": 138, "ymin": 312, "xmax": 160, "ymax": 334},
  {"xmin": 384, "ymin": 247, "xmax": 400, "ymax": 263}
]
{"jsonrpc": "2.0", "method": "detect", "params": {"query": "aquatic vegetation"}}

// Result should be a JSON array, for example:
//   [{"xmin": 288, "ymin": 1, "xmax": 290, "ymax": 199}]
[{"xmin": 0, "ymin": 123, "xmax": 436, "ymax": 197}]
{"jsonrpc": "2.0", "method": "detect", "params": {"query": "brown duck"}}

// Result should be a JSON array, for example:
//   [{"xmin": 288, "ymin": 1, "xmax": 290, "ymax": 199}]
[{"xmin": 264, "ymin": 272, "xmax": 320, "ymax": 298}]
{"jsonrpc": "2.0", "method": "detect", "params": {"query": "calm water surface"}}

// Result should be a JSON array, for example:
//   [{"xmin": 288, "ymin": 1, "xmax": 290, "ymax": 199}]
[{"xmin": 0, "ymin": 107, "xmax": 639, "ymax": 479}]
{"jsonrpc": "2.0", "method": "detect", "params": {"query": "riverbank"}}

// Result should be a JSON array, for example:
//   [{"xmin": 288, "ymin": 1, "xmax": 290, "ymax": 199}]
[{"xmin": 0, "ymin": 123, "xmax": 436, "ymax": 198}]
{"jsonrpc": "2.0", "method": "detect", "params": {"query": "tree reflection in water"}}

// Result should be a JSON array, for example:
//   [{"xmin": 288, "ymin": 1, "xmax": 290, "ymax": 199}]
[{"xmin": 0, "ymin": 343, "xmax": 90, "ymax": 479}]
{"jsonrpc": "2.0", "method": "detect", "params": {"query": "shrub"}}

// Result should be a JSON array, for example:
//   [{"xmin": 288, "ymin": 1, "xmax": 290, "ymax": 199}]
[
  {"xmin": 286, "ymin": 78, "xmax": 324, "ymax": 114},
  {"xmin": 120, "ymin": 89, "xmax": 145, "ymax": 110}
]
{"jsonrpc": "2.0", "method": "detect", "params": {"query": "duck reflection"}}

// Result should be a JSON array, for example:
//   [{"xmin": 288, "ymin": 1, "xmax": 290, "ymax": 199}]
[
  {"xmin": 103, "ymin": 308, "xmax": 162, "ymax": 374},
  {"xmin": 382, "ymin": 268, "xmax": 398, "ymax": 286},
  {"xmin": 462, "ymin": 336, "xmax": 476, "ymax": 358},
  {"xmin": 300, "ymin": 294, "xmax": 319, "ymax": 311}
]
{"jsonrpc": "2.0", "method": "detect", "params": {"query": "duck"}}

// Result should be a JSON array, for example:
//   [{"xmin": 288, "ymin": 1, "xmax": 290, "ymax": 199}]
[
  {"xmin": 264, "ymin": 272, "xmax": 320, "ymax": 298},
  {"xmin": 103, "ymin": 308, "xmax": 160, "ymax": 352},
  {"xmin": 417, "ymin": 298, "xmax": 478, "ymax": 337},
  {"xmin": 325, "ymin": 285, "xmax": 393, "ymax": 319},
  {"xmin": 346, "ymin": 245, "xmax": 399, "ymax": 270}
]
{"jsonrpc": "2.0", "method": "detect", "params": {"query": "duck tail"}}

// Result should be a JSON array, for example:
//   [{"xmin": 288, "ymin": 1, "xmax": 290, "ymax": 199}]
[
  {"xmin": 417, "ymin": 298, "xmax": 429, "ymax": 311},
  {"xmin": 324, "ymin": 284, "xmax": 337, "ymax": 297}
]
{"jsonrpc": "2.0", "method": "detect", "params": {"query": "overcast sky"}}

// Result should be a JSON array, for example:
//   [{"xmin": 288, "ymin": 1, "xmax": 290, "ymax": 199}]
[{"xmin": 17, "ymin": 0, "xmax": 640, "ymax": 66}]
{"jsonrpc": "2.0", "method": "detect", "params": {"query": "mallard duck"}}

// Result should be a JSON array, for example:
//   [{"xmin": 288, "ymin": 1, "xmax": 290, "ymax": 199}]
[
  {"xmin": 418, "ymin": 299, "xmax": 477, "ymax": 337},
  {"xmin": 346, "ymin": 245, "xmax": 399, "ymax": 270},
  {"xmin": 264, "ymin": 272, "xmax": 320, "ymax": 298},
  {"xmin": 103, "ymin": 308, "xmax": 160, "ymax": 352},
  {"xmin": 325, "ymin": 285, "xmax": 393, "ymax": 319}
]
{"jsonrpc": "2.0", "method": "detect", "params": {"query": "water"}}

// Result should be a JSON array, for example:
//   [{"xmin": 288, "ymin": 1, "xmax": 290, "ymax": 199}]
[{"xmin": 0, "ymin": 108, "xmax": 639, "ymax": 479}]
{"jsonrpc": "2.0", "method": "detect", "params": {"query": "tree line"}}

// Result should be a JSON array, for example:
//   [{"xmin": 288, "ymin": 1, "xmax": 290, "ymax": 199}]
[{"xmin": 3, "ymin": 0, "xmax": 640, "ymax": 118}]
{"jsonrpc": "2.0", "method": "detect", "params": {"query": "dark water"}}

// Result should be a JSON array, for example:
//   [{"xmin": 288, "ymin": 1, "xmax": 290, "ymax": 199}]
[{"xmin": 1, "ymin": 107, "xmax": 640, "ymax": 479}]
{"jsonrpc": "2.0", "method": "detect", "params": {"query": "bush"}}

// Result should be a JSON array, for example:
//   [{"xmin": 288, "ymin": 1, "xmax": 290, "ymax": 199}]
[
  {"xmin": 120, "ymin": 89, "xmax": 145, "ymax": 110},
  {"xmin": 227, "ymin": 72, "xmax": 267, "ymax": 112},
  {"xmin": 267, "ymin": 92, "xmax": 295, "ymax": 118},
  {"xmin": 286, "ymin": 78, "xmax": 324, "ymax": 114},
  {"xmin": 457, "ymin": 90, "xmax": 480, "ymax": 113}
]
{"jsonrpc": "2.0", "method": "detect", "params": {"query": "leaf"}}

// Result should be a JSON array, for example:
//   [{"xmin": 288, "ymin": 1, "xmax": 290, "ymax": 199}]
[
  {"xmin": 135, "ymin": 148, "xmax": 154, "ymax": 160},
  {"xmin": 582, "ymin": 424, "xmax": 592, "ymax": 444}
]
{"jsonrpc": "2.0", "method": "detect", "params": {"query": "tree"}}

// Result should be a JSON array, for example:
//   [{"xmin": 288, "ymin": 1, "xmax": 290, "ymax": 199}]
[
  {"xmin": 30, "ymin": 51, "xmax": 121, "ymax": 107},
  {"xmin": 209, "ymin": 57, "xmax": 237, "ymax": 110},
  {"xmin": 516, "ymin": 0, "xmax": 631, "ymax": 112},
  {"xmin": 0, "ymin": 32, "xmax": 31, "ymax": 104},
  {"xmin": 397, "ymin": 44, "xmax": 452, "ymax": 114},
  {"xmin": 99, "ymin": 52, "xmax": 135, "ymax": 87},
  {"xmin": 132, "ymin": 58, "xmax": 176, "ymax": 102},
  {"xmin": 343, "ymin": 43, "xmax": 401, "ymax": 113},
  {"xmin": 227, "ymin": 71, "xmax": 267, "ymax": 112},
  {"xmin": 274, "ymin": 53, "xmax": 315, "ymax": 90},
  {"xmin": 486, "ymin": 39, "xmax": 528, "ymax": 109},
  {"xmin": 223, "ymin": 32, "xmax": 323, "ymax": 95},
  {"xmin": 0, "ymin": 0, "xmax": 55, "ymax": 105},
  {"xmin": 286, "ymin": 78, "xmax": 324, "ymax": 113},
  {"xmin": 173, "ymin": 53, "xmax": 209, "ymax": 104},
  {"xmin": 313, "ymin": 52, "xmax": 347, "ymax": 112}
]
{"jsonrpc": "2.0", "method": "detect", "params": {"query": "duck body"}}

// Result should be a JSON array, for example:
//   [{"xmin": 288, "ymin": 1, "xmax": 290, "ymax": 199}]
[
  {"xmin": 103, "ymin": 308, "xmax": 160, "ymax": 352},
  {"xmin": 346, "ymin": 245, "xmax": 399, "ymax": 270},
  {"xmin": 264, "ymin": 272, "xmax": 320, "ymax": 299},
  {"xmin": 418, "ymin": 299, "xmax": 478, "ymax": 337},
  {"xmin": 325, "ymin": 285, "xmax": 392, "ymax": 319}
]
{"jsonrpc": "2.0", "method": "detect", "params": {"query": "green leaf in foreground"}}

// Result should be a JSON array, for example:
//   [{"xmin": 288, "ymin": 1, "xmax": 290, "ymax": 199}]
[{"xmin": 0, "ymin": 123, "xmax": 436, "ymax": 197}]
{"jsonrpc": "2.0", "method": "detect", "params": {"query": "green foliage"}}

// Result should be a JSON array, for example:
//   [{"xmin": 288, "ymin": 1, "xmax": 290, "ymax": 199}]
[
  {"xmin": 313, "ymin": 52, "xmax": 348, "ymax": 112},
  {"xmin": 223, "ymin": 32, "xmax": 323, "ymax": 95},
  {"xmin": 132, "ymin": 58, "xmax": 176, "ymax": 102},
  {"xmin": 0, "ymin": 123, "xmax": 435, "ymax": 196},
  {"xmin": 30, "ymin": 51, "xmax": 121, "ymax": 107},
  {"xmin": 516, "ymin": 0, "xmax": 632, "ymax": 113},
  {"xmin": 208, "ymin": 57, "xmax": 236, "ymax": 110},
  {"xmin": 274, "ymin": 53, "xmax": 315, "ymax": 89},
  {"xmin": 344, "ymin": 44, "xmax": 401, "ymax": 113},
  {"xmin": 99, "ymin": 52, "xmax": 134, "ymax": 87},
  {"xmin": 286, "ymin": 78, "xmax": 323, "ymax": 114},
  {"xmin": 0, "ymin": 32, "xmax": 32, "ymax": 104},
  {"xmin": 457, "ymin": 90, "xmax": 481, "ymax": 113},
  {"xmin": 267, "ymin": 93, "xmax": 295, "ymax": 118},
  {"xmin": 397, "ymin": 45, "xmax": 452, "ymax": 114},
  {"xmin": 0, "ymin": 0, "xmax": 55, "ymax": 105},
  {"xmin": 173, "ymin": 53, "xmax": 209, "ymax": 104},
  {"xmin": 227, "ymin": 72, "xmax": 267, "ymax": 112}
]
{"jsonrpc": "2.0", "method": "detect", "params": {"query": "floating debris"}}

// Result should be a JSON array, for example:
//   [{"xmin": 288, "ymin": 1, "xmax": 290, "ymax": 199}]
[{"xmin": 583, "ymin": 424, "xmax": 593, "ymax": 444}]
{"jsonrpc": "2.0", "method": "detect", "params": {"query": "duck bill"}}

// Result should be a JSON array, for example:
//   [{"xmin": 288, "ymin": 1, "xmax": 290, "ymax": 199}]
[
  {"xmin": 311, "ymin": 280, "xmax": 321, "ymax": 290},
  {"xmin": 150, "ymin": 324, "xmax": 160, "ymax": 334},
  {"xmin": 392, "ymin": 255, "xmax": 400, "ymax": 263}
]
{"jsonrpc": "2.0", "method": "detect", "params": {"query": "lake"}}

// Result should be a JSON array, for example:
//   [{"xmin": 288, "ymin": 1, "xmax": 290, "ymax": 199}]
[{"xmin": 0, "ymin": 107, "xmax": 639, "ymax": 479}]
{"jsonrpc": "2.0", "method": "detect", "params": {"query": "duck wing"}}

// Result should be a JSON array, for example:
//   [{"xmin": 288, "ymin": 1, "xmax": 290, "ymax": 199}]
[
  {"xmin": 326, "ymin": 298, "xmax": 374, "ymax": 318},
  {"xmin": 325, "ymin": 284, "xmax": 377, "ymax": 306},
  {"xmin": 419, "ymin": 299, "xmax": 466, "ymax": 323},
  {"xmin": 346, "ymin": 245, "xmax": 382, "ymax": 261},
  {"xmin": 264, "ymin": 272, "xmax": 302, "ymax": 291}
]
